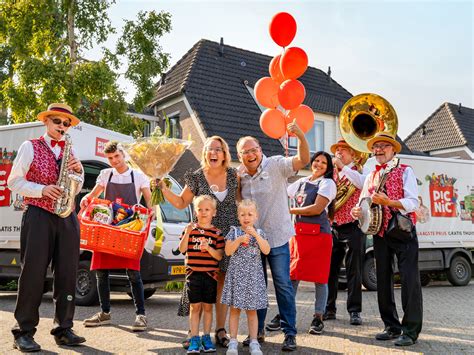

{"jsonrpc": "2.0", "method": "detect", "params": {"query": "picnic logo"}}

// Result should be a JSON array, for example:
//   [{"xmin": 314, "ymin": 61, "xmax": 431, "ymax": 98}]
[
  {"xmin": 95, "ymin": 137, "xmax": 109, "ymax": 157},
  {"xmin": 425, "ymin": 173, "xmax": 457, "ymax": 217}
]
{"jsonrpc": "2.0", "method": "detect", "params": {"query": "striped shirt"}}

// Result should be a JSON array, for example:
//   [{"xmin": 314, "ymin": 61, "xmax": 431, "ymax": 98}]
[{"xmin": 182, "ymin": 226, "xmax": 224, "ymax": 280}]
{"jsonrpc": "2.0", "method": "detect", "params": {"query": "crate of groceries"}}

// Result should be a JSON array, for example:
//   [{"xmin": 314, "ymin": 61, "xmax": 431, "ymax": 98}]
[{"xmin": 79, "ymin": 197, "xmax": 153, "ymax": 260}]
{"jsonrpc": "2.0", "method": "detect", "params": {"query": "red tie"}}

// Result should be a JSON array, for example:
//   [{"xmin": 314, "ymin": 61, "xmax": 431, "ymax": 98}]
[
  {"xmin": 375, "ymin": 163, "xmax": 387, "ymax": 172},
  {"xmin": 51, "ymin": 140, "xmax": 65, "ymax": 148}
]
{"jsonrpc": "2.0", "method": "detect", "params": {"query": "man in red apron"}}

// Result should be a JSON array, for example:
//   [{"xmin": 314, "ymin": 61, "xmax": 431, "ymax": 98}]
[{"xmin": 80, "ymin": 141, "xmax": 152, "ymax": 331}]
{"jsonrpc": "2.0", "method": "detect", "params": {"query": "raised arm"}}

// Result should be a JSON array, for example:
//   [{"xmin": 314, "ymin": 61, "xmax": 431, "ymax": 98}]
[
  {"xmin": 287, "ymin": 120, "xmax": 310, "ymax": 171},
  {"xmin": 159, "ymin": 182, "xmax": 195, "ymax": 210}
]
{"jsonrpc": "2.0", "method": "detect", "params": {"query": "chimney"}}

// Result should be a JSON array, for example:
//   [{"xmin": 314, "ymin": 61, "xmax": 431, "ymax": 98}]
[
  {"xmin": 458, "ymin": 103, "xmax": 462, "ymax": 113},
  {"xmin": 327, "ymin": 66, "xmax": 332, "ymax": 82},
  {"xmin": 160, "ymin": 73, "xmax": 167, "ymax": 86},
  {"xmin": 219, "ymin": 37, "xmax": 225, "ymax": 56}
]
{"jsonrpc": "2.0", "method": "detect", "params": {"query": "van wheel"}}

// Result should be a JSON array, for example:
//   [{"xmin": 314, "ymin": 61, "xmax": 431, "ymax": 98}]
[
  {"xmin": 75, "ymin": 260, "xmax": 99, "ymax": 306},
  {"xmin": 362, "ymin": 256, "xmax": 377, "ymax": 291},
  {"xmin": 447, "ymin": 256, "xmax": 472, "ymax": 286},
  {"xmin": 127, "ymin": 288, "xmax": 156, "ymax": 300}
]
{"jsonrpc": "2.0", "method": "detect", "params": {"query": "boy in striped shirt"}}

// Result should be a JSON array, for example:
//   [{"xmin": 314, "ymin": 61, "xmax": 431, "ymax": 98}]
[{"xmin": 179, "ymin": 195, "xmax": 224, "ymax": 353}]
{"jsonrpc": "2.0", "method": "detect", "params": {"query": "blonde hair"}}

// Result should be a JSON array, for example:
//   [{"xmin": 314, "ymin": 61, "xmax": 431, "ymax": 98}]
[
  {"xmin": 236, "ymin": 136, "xmax": 260, "ymax": 153},
  {"xmin": 237, "ymin": 199, "xmax": 258, "ymax": 214},
  {"xmin": 193, "ymin": 195, "xmax": 217, "ymax": 210},
  {"xmin": 201, "ymin": 136, "xmax": 231, "ymax": 169}
]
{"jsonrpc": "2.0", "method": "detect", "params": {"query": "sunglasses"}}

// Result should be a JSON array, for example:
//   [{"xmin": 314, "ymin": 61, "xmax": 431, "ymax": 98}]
[
  {"xmin": 372, "ymin": 143, "xmax": 392, "ymax": 150},
  {"xmin": 50, "ymin": 117, "xmax": 72, "ymax": 127}
]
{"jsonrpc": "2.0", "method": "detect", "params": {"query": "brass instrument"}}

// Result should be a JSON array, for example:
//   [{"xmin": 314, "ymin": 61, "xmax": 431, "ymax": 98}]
[
  {"xmin": 54, "ymin": 133, "xmax": 83, "ymax": 218},
  {"xmin": 337, "ymin": 93, "xmax": 398, "ymax": 233}
]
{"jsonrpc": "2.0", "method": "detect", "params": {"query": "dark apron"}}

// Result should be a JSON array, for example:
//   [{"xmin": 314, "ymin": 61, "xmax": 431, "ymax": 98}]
[{"xmin": 91, "ymin": 170, "xmax": 141, "ymax": 270}]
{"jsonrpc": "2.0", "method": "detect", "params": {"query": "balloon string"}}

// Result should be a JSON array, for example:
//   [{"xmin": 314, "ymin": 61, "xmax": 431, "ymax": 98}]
[{"xmin": 285, "ymin": 133, "xmax": 289, "ymax": 157}]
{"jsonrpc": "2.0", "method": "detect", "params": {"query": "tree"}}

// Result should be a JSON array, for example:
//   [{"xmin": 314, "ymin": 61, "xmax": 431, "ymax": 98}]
[{"xmin": 0, "ymin": 0, "xmax": 172, "ymax": 134}]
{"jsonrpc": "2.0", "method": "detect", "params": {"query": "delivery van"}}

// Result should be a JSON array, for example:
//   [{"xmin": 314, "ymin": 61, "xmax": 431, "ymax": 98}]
[
  {"xmin": 0, "ymin": 122, "xmax": 191, "ymax": 306},
  {"xmin": 360, "ymin": 155, "xmax": 474, "ymax": 290}
]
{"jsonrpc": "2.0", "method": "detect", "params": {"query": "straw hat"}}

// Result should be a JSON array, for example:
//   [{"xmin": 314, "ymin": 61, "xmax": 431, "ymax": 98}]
[
  {"xmin": 330, "ymin": 139, "xmax": 355, "ymax": 154},
  {"xmin": 367, "ymin": 132, "xmax": 401, "ymax": 153},
  {"xmin": 37, "ymin": 103, "xmax": 80, "ymax": 126}
]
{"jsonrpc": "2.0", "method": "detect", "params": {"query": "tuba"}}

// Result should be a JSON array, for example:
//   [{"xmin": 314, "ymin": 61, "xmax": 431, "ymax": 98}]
[
  {"xmin": 54, "ymin": 133, "xmax": 83, "ymax": 218},
  {"xmin": 336, "ymin": 93, "xmax": 398, "ymax": 234}
]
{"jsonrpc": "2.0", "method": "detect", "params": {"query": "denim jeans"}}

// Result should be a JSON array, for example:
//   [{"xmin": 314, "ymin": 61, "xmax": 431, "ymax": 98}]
[
  {"xmin": 292, "ymin": 280, "xmax": 328, "ymax": 315},
  {"xmin": 258, "ymin": 243, "xmax": 297, "ymax": 336},
  {"xmin": 96, "ymin": 269, "xmax": 145, "ymax": 315}
]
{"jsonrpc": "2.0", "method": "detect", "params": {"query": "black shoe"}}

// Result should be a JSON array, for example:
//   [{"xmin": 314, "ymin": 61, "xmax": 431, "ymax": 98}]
[
  {"xmin": 242, "ymin": 330, "xmax": 265, "ymax": 346},
  {"xmin": 308, "ymin": 316, "xmax": 324, "ymax": 335},
  {"xmin": 13, "ymin": 335, "xmax": 41, "ymax": 352},
  {"xmin": 349, "ymin": 312, "xmax": 362, "ymax": 325},
  {"xmin": 282, "ymin": 334, "xmax": 297, "ymax": 352},
  {"xmin": 375, "ymin": 329, "xmax": 402, "ymax": 341},
  {"xmin": 265, "ymin": 314, "xmax": 281, "ymax": 331},
  {"xmin": 394, "ymin": 334, "xmax": 416, "ymax": 346},
  {"xmin": 323, "ymin": 311, "xmax": 336, "ymax": 320},
  {"xmin": 54, "ymin": 329, "xmax": 86, "ymax": 346}
]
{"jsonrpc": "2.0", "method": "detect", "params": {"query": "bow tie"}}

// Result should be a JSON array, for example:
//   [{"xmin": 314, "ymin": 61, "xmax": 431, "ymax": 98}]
[
  {"xmin": 51, "ymin": 140, "xmax": 65, "ymax": 148},
  {"xmin": 375, "ymin": 163, "xmax": 387, "ymax": 172}
]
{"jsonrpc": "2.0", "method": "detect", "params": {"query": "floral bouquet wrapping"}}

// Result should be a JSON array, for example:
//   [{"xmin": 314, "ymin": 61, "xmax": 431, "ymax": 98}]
[{"xmin": 122, "ymin": 129, "xmax": 192, "ymax": 254}]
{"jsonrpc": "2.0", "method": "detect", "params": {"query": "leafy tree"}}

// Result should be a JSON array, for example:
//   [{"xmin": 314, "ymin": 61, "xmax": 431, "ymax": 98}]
[{"xmin": 0, "ymin": 0, "xmax": 171, "ymax": 134}]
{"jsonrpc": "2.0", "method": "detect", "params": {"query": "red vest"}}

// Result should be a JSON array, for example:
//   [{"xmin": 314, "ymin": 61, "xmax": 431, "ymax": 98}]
[
  {"xmin": 377, "ymin": 164, "xmax": 416, "ymax": 237},
  {"xmin": 23, "ymin": 138, "xmax": 62, "ymax": 213},
  {"xmin": 334, "ymin": 165, "xmax": 361, "ymax": 226}
]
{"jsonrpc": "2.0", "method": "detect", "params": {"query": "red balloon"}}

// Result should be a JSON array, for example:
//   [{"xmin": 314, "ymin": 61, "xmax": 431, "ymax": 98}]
[
  {"xmin": 269, "ymin": 12, "xmax": 297, "ymax": 47},
  {"xmin": 278, "ymin": 79, "xmax": 306, "ymax": 110},
  {"xmin": 280, "ymin": 47, "xmax": 308, "ymax": 80},
  {"xmin": 260, "ymin": 109, "xmax": 286, "ymax": 139},
  {"xmin": 254, "ymin": 77, "xmax": 280, "ymax": 108},
  {"xmin": 269, "ymin": 55, "xmax": 285, "ymax": 85},
  {"xmin": 285, "ymin": 105, "xmax": 314, "ymax": 133}
]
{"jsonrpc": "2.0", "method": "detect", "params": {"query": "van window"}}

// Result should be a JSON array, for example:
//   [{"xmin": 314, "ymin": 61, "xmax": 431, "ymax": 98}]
[{"xmin": 160, "ymin": 180, "xmax": 191, "ymax": 223}]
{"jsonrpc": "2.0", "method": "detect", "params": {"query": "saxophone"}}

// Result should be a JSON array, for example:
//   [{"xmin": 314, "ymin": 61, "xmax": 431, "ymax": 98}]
[{"xmin": 54, "ymin": 133, "xmax": 84, "ymax": 218}]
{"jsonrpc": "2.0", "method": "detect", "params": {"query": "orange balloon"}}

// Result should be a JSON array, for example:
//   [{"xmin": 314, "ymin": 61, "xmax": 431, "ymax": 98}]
[
  {"xmin": 280, "ymin": 47, "xmax": 308, "ymax": 80},
  {"xmin": 254, "ymin": 77, "xmax": 280, "ymax": 108},
  {"xmin": 269, "ymin": 55, "xmax": 285, "ymax": 85},
  {"xmin": 278, "ymin": 79, "xmax": 306, "ymax": 110},
  {"xmin": 285, "ymin": 105, "xmax": 314, "ymax": 133},
  {"xmin": 260, "ymin": 109, "xmax": 286, "ymax": 139}
]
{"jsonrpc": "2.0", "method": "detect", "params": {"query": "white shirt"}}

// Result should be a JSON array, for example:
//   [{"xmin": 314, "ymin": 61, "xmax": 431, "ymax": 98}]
[
  {"xmin": 8, "ymin": 134, "xmax": 84, "ymax": 197},
  {"xmin": 359, "ymin": 158, "xmax": 419, "ymax": 214},
  {"xmin": 287, "ymin": 176, "xmax": 337, "ymax": 211},
  {"xmin": 339, "ymin": 162, "xmax": 368, "ymax": 190},
  {"xmin": 96, "ymin": 167, "xmax": 150, "ymax": 203}
]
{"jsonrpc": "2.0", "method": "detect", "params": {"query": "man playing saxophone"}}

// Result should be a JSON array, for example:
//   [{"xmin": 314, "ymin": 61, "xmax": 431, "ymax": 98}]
[
  {"xmin": 7, "ymin": 103, "xmax": 86, "ymax": 352},
  {"xmin": 324, "ymin": 139, "xmax": 368, "ymax": 326}
]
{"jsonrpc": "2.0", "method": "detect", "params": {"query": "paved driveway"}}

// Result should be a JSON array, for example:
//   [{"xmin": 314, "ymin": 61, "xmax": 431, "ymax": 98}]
[{"xmin": 1, "ymin": 280, "xmax": 473, "ymax": 354}]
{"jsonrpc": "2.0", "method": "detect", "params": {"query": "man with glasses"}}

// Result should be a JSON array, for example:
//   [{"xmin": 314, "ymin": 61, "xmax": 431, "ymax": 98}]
[
  {"xmin": 351, "ymin": 132, "xmax": 422, "ymax": 347},
  {"xmin": 8, "ymin": 103, "xmax": 86, "ymax": 351},
  {"xmin": 236, "ymin": 120, "xmax": 310, "ymax": 352}
]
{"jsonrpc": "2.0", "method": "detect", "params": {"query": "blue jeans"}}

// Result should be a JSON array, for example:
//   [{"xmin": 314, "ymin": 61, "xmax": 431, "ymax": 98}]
[
  {"xmin": 258, "ymin": 243, "xmax": 297, "ymax": 336},
  {"xmin": 292, "ymin": 280, "xmax": 328, "ymax": 315},
  {"xmin": 96, "ymin": 269, "xmax": 145, "ymax": 315}
]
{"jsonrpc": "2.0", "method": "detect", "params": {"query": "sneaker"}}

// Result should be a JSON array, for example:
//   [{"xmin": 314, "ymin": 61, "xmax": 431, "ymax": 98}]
[
  {"xmin": 323, "ymin": 311, "xmax": 336, "ymax": 320},
  {"xmin": 226, "ymin": 339, "xmax": 238, "ymax": 355},
  {"xmin": 282, "ymin": 334, "xmax": 297, "ymax": 352},
  {"xmin": 308, "ymin": 316, "xmax": 324, "ymax": 335},
  {"xmin": 187, "ymin": 336, "xmax": 202, "ymax": 354},
  {"xmin": 201, "ymin": 334, "xmax": 216, "ymax": 353},
  {"xmin": 349, "ymin": 312, "xmax": 362, "ymax": 326},
  {"xmin": 132, "ymin": 314, "xmax": 147, "ymax": 332},
  {"xmin": 242, "ymin": 330, "xmax": 265, "ymax": 346},
  {"xmin": 265, "ymin": 314, "xmax": 281, "ymax": 331},
  {"xmin": 83, "ymin": 312, "xmax": 111, "ymax": 327},
  {"xmin": 249, "ymin": 341, "xmax": 263, "ymax": 355}
]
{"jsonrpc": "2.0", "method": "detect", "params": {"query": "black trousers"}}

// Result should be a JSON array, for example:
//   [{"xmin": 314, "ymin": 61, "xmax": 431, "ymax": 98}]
[
  {"xmin": 12, "ymin": 205, "xmax": 80, "ymax": 339},
  {"xmin": 373, "ymin": 229, "xmax": 423, "ymax": 341},
  {"xmin": 326, "ymin": 222, "xmax": 365, "ymax": 314}
]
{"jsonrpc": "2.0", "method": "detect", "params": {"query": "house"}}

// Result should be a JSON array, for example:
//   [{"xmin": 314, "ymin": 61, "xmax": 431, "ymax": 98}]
[
  {"xmin": 148, "ymin": 38, "xmax": 411, "ymax": 182},
  {"xmin": 404, "ymin": 103, "xmax": 474, "ymax": 160}
]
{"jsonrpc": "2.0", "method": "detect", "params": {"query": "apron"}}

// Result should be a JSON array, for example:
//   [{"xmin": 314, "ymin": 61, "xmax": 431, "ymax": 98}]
[{"xmin": 91, "ymin": 170, "xmax": 141, "ymax": 271}]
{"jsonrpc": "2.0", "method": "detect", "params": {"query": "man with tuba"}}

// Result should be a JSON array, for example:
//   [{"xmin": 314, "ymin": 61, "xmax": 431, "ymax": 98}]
[
  {"xmin": 324, "ymin": 139, "xmax": 368, "ymax": 326},
  {"xmin": 7, "ymin": 103, "xmax": 86, "ymax": 352},
  {"xmin": 351, "ymin": 132, "xmax": 422, "ymax": 347}
]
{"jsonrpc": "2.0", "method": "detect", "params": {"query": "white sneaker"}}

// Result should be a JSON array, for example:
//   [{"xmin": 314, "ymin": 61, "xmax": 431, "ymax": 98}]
[
  {"xmin": 226, "ymin": 339, "xmax": 238, "ymax": 355},
  {"xmin": 249, "ymin": 341, "xmax": 263, "ymax": 355},
  {"xmin": 132, "ymin": 314, "xmax": 147, "ymax": 332}
]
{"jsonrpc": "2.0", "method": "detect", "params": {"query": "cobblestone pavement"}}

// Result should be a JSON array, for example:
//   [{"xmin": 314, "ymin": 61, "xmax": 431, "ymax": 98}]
[{"xmin": 1, "ymin": 280, "xmax": 473, "ymax": 354}]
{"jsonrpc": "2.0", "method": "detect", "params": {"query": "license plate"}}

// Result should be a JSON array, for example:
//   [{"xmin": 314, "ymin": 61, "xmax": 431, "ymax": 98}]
[{"xmin": 169, "ymin": 265, "xmax": 186, "ymax": 275}]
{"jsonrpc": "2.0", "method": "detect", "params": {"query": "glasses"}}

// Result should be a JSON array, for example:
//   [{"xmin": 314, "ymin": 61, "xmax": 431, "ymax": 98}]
[
  {"xmin": 240, "ymin": 147, "xmax": 261, "ymax": 156},
  {"xmin": 372, "ymin": 143, "xmax": 392, "ymax": 150},
  {"xmin": 205, "ymin": 147, "xmax": 224, "ymax": 153},
  {"xmin": 50, "ymin": 117, "xmax": 72, "ymax": 127}
]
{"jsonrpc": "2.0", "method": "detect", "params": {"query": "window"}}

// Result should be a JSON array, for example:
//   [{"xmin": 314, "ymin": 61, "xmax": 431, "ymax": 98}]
[
  {"xmin": 160, "ymin": 179, "xmax": 191, "ymax": 223},
  {"xmin": 289, "ymin": 120, "xmax": 324, "ymax": 153},
  {"xmin": 169, "ymin": 116, "xmax": 181, "ymax": 138}
]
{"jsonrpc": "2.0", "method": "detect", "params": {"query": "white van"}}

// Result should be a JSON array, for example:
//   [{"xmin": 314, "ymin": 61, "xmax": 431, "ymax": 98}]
[{"xmin": 0, "ymin": 122, "xmax": 191, "ymax": 306}]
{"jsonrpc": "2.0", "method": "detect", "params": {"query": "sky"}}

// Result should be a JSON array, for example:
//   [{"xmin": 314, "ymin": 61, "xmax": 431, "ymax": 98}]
[{"xmin": 88, "ymin": 0, "xmax": 473, "ymax": 139}]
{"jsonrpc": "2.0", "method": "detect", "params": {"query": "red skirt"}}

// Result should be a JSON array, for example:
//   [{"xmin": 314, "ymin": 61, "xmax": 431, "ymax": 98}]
[
  {"xmin": 290, "ymin": 222, "xmax": 332, "ymax": 284},
  {"xmin": 91, "ymin": 251, "xmax": 140, "ymax": 271}
]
